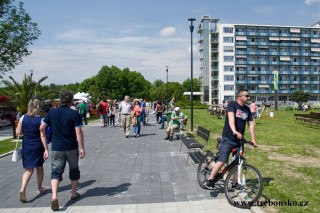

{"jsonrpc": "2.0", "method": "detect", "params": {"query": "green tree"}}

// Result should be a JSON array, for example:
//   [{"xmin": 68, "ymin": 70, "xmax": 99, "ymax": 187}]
[
  {"xmin": 1, "ymin": 73, "xmax": 48, "ymax": 113},
  {"xmin": 290, "ymin": 90, "xmax": 310, "ymax": 103},
  {"xmin": 153, "ymin": 79, "xmax": 164, "ymax": 87},
  {"xmin": 78, "ymin": 77, "xmax": 95, "ymax": 93},
  {"xmin": 95, "ymin": 65, "xmax": 151, "ymax": 100},
  {"xmin": 0, "ymin": 0, "xmax": 41, "ymax": 77},
  {"xmin": 182, "ymin": 78, "xmax": 201, "ymax": 101}
]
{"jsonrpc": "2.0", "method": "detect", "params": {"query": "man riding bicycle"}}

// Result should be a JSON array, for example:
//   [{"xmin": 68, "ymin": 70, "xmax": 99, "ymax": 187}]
[{"xmin": 205, "ymin": 89, "xmax": 257, "ymax": 189}]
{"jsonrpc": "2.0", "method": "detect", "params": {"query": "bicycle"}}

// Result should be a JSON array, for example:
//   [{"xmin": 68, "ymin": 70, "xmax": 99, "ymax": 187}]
[{"xmin": 197, "ymin": 138, "xmax": 263, "ymax": 208}]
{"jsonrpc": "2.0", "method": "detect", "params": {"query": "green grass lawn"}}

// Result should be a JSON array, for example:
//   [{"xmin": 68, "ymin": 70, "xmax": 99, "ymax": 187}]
[{"xmin": 183, "ymin": 108, "xmax": 319, "ymax": 213}]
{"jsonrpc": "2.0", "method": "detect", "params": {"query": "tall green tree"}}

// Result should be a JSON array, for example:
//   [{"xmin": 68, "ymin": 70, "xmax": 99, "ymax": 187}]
[
  {"xmin": 0, "ymin": 0, "xmax": 41, "ymax": 77},
  {"xmin": 95, "ymin": 65, "xmax": 151, "ymax": 100},
  {"xmin": 1, "ymin": 73, "xmax": 48, "ymax": 113},
  {"xmin": 182, "ymin": 78, "xmax": 201, "ymax": 101},
  {"xmin": 290, "ymin": 90, "xmax": 310, "ymax": 103}
]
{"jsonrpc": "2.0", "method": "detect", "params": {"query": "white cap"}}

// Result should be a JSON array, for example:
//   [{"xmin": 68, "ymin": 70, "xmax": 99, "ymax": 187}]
[{"xmin": 174, "ymin": 107, "xmax": 180, "ymax": 111}]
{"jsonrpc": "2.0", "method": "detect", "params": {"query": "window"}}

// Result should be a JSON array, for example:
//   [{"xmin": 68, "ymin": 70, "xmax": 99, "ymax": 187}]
[
  {"xmin": 224, "ymin": 96, "xmax": 235, "ymax": 101},
  {"xmin": 223, "ymin": 37, "xmax": 233, "ymax": 43},
  {"xmin": 224, "ymin": 85, "xmax": 234, "ymax": 91},
  {"xmin": 224, "ymin": 75, "xmax": 234, "ymax": 81},
  {"xmin": 224, "ymin": 56, "xmax": 234, "ymax": 62},
  {"xmin": 224, "ymin": 46, "xmax": 234, "ymax": 52},
  {"xmin": 223, "ymin": 27, "xmax": 233, "ymax": 33},
  {"xmin": 224, "ymin": 66, "xmax": 234, "ymax": 72}
]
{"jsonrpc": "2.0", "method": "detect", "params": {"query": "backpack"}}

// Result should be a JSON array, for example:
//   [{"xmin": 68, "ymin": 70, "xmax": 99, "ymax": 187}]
[{"xmin": 97, "ymin": 104, "xmax": 102, "ymax": 113}]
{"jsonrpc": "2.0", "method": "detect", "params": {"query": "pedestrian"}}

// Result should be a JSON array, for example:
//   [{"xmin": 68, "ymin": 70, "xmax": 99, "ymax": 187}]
[
  {"xmin": 154, "ymin": 101, "xmax": 164, "ymax": 123},
  {"xmin": 39, "ymin": 90, "xmax": 85, "ymax": 211},
  {"xmin": 145, "ymin": 99, "xmax": 150, "ymax": 124},
  {"xmin": 165, "ymin": 107, "xmax": 187, "ymax": 141},
  {"xmin": 170, "ymin": 98, "xmax": 175, "ymax": 111},
  {"xmin": 119, "ymin": 95, "xmax": 132, "ymax": 138},
  {"xmin": 205, "ymin": 89, "xmax": 257, "ymax": 189},
  {"xmin": 133, "ymin": 100, "xmax": 142, "ymax": 137},
  {"xmin": 16, "ymin": 99, "xmax": 49, "ymax": 203},
  {"xmin": 109, "ymin": 100, "xmax": 115, "ymax": 127},
  {"xmin": 79, "ymin": 99, "xmax": 87, "ymax": 126},
  {"xmin": 250, "ymin": 100, "xmax": 257, "ymax": 124},
  {"xmin": 99, "ymin": 99, "xmax": 108, "ymax": 127}
]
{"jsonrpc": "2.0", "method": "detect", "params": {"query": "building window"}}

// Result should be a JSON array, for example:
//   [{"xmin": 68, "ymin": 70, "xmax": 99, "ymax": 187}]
[
  {"xmin": 224, "ymin": 85, "xmax": 234, "ymax": 91},
  {"xmin": 224, "ymin": 66, "xmax": 234, "ymax": 72},
  {"xmin": 224, "ymin": 46, "xmax": 234, "ymax": 52},
  {"xmin": 223, "ymin": 37, "xmax": 233, "ymax": 43},
  {"xmin": 224, "ymin": 96, "xmax": 234, "ymax": 101},
  {"xmin": 223, "ymin": 27, "xmax": 233, "ymax": 33},
  {"xmin": 224, "ymin": 56, "xmax": 234, "ymax": 62},
  {"xmin": 224, "ymin": 75, "xmax": 234, "ymax": 81}
]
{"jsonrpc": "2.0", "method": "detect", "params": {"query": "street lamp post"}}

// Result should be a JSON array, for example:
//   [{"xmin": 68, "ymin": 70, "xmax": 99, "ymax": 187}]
[
  {"xmin": 188, "ymin": 18, "xmax": 196, "ymax": 132},
  {"xmin": 166, "ymin": 66, "xmax": 169, "ymax": 112},
  {"xmin": 30, "ymin": 70, "xmax": 33, "ymax": 81}
]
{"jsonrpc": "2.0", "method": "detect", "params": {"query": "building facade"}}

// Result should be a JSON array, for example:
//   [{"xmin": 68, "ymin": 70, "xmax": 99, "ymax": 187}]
[{"xmin": 198, "ymin": 15, "xmax": 320, "ymax": 104}]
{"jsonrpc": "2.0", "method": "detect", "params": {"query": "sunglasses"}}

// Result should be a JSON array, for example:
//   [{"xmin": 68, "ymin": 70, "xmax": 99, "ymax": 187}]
[{"xmin": 240, "ymin": 94, "xmax": 250, "ymax": 98}]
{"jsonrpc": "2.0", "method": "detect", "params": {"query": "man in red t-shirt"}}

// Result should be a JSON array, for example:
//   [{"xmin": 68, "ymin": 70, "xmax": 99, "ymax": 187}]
[{"xmin": 99, "ymin": 100, "xmax": 108, "ymax": 127}]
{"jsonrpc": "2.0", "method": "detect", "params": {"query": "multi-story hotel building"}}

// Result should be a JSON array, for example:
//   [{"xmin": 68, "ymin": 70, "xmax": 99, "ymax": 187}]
[{"xmin": 198, "ymin": 15, "xmax": 320, "ymax": 104}]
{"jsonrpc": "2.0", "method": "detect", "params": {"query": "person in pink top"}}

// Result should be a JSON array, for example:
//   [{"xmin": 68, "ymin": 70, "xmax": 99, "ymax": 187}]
[
  {"xmin": 132, "ymin": 100, "xmax": 142, "ymax": 137},
  {"xmin": 250, "ymin": 100, "xmax": 257, "ymax": 124}
]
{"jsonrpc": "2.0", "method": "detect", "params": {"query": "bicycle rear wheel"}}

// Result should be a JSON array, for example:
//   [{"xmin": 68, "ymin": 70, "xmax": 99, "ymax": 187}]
[
  {"xmin": 224, "ymin": 163, "xmax": 263, "ymax": 208},
  {"xmin": 197, "ymin": 152, "xmax": 219, "ymax": 189}
]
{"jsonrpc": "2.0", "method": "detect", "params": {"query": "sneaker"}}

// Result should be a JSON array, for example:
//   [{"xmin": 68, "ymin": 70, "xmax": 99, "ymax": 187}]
[
  {"xmin": 126, "ymin": 136, "xmax": 129, "ymax": 138},
  {"xmin": 169, "ymin": 136, "xmax": 173, "ymax": 141},
  {"xmin": 137, "ymin": 134, "xmax": 140, "ymax": 137},
  {"xmin": 205, "ymin": 179, "xmax": 215, "ymax": 190},
  {"xmin": 164, "ymin": 136, "xmax": 169, "ymax": 140}
]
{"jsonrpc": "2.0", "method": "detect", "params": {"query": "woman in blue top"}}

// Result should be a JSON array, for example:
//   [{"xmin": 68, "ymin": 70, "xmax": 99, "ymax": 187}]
[{"xmin": 16, "ymin": 99, "xmax": 49, "ymax": 203}]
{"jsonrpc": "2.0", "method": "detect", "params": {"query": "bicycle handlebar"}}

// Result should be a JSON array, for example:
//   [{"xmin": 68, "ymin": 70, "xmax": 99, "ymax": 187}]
[{"xmin": 241, "ymin": 138, "xmax": 255, "ymax": 147}]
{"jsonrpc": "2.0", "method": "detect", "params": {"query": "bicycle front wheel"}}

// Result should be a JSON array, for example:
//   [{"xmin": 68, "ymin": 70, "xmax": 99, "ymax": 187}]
[
  {"xmin": 197, "ymin": 152, "xmax": 219, "ymax": 189},
  {"xmin": 224, "ymin": 163, "xmax": 263, "ymax": 208}
]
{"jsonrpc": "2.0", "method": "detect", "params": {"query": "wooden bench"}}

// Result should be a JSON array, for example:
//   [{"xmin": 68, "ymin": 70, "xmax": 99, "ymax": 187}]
[
  {"xmin": 294, "ymin": 112, "xmax": 320, "ymax": 126},
  {"xmin": 180, "ymin": 126, "xmax": 209, "ymax": 164}
]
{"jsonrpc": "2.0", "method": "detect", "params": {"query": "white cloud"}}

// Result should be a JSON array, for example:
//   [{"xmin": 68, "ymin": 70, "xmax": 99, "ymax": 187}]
[
  {"xmin": 305, "ymin": 0, "xmax": 320, "ymax": 5},
  {"xmin": 159, "ymin": 27, "xmax": 176, "ymax": 37},
  {"xmin": 6, "ymin": 26, "xmax": 196, "ymax": 85}
]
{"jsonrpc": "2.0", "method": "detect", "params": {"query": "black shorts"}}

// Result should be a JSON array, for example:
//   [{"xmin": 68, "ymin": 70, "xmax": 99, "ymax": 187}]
[{"xmin": 218, "ymin": 137, "xmax": 241, "ymax": 163}]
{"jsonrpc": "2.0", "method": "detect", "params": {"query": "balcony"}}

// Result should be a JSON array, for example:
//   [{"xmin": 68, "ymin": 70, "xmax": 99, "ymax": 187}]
[
  {"xmin": 301, "ymin": 34, "xmax": 309, "ymax": 37},
  {"xmin": 300, "ymin": 81, "xmax": 310, "ymax": 84},
  {"xmin": 235, "ymin": 71, "xmax": 247, "ymax": 74},
  {"xmin": 279, "ymin": 81, "xmax": 291, "ymax": 84},
  {"xmin": 300, "ymin": 71, "xmax": 310, "ymax": 75},
  {"xmin": 310, "ymin": 81, "xmax": 320, "ymax": 84},
  {"xmin": 291, "ymin": 81, "xmax": 300, "ymax": 84},
  {"xmin": 310, "ymin": 90, "xmax": 320, "ymax": 93},
  {"xmin": 291, "ymin": 71, "xmax": 300, "ymax": 75},
  {"xmin": 235, "ymin": 32, "xmax": 246, "ymax": 36},
  {"xmin": 300, "ymin": 43, "xmax": 310, "ymax": 47},
  {"xmin": 256, "ymin": 32, "xmax": 268, "ymax": 36},
  {"xmin": 278, "ymin": 90, "xmax": 291, "ymax": 94},
  {"xmin": 311, "ymin": 62, "xmax": 320, "ymax": 66},
  {"xmin": 279, "ymin": 51, "xmax": 290, "ymax": 56},
  {"xmin": 279, "ymin": 33, "xmax": 289, "ymax": 37},
  {"xmin": 269, "ymin": 33, "xmax": 279, "ymax": 36},
  {"xmin": 300, "ymin": 52, "xmax": 310, "ymax": 56},
  {"xmin": 236, "ymin": 50, "xmax": 247, "ymax": 54},
  {"xmin": 248, "ymin": 90, "xmax": 272, "ymax": 94},
  {"xmin": 279, "ymin": 71, "xmax": 290, "ymax": 74},
  {"xmin": 236, "ymin": 80, "xmax": 247, "ymax": 84}
]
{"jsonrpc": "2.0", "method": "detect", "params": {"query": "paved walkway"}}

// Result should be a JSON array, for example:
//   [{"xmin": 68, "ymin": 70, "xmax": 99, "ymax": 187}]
[{"xmin": 0, "ymin": 114, "xmax": 252, "ymax": 213}]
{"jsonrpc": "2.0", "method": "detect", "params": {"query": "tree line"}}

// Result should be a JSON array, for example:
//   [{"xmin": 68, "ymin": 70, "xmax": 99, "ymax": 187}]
[{"xmin": 0, "ymin": 65, "xmax": 202, "ymax": 113}]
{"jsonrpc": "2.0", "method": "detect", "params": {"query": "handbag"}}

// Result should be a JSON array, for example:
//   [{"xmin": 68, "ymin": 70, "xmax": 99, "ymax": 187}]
[{"xmin": 12, "ymin": 116, "xmax": 24, "ymax": 162}]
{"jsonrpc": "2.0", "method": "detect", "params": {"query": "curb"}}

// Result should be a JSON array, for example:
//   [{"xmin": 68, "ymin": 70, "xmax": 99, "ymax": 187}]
[{"xmin": 0, "ymin": 151, "xmax": 13, "ymax": 159}]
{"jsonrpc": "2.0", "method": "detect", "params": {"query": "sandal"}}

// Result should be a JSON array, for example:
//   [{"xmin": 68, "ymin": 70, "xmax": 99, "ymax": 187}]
[
  {"xmin": 51, "ymin": 199, "xmax": 59, "ymax": 211},
  {"xmin": 19, "ymin": 191, "xmax": 27, "ymax": 203},
  {"xmin": 70, "ymin": 192, "xmax": 80, "ymax": 200},
  {"xmin": 37, "ymin": 187, "xmax": 47, "ymax": 195}
]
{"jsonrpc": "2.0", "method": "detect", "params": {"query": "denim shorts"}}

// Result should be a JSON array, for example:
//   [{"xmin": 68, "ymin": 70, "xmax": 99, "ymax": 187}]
[
  {"xmin": 51, "ymin": 149, "xmax": 80, "ymax": 181},
  {"xmin": 218, "ymin": 137, "xmax": 241, "ymax": 163}
]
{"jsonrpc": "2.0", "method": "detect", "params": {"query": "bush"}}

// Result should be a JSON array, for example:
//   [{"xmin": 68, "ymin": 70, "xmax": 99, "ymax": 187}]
[{"xmin": 312, "ymin": 102, "xmax": 320, "ymax": 110}]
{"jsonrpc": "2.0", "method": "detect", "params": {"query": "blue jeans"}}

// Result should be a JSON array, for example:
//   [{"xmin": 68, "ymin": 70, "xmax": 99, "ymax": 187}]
[
  {"xmin": 161, "ymin": 116, "xmax": 167, "ymax": 128},
  {"xmin": 51, "ymin": 149, "xmax": 80, "ymax": 181},
  {"xmin": 133, "ymin": 116, "xmax": 142, "ymax": 135}
]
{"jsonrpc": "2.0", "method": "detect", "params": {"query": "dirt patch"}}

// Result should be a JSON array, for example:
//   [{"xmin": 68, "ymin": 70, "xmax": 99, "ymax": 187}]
[
  {"xmin": 268, "ymin": 153, "xmax": 320, "ymax": 168},
  {"xmin": 258, "ymin": 145, "xmax": 283, "ymax": 152}
]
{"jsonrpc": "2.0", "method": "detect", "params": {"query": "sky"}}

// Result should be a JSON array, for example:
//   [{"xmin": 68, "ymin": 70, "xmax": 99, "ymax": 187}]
[{"xmin": 2, "ymin": 0, "xmax": 320, "ymax": 86}]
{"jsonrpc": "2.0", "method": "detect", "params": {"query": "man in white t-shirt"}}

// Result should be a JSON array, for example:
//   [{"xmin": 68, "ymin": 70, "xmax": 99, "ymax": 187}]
[{"xmin": 119, "ymin": 95, "xmax": 132, "ymax": 138}]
